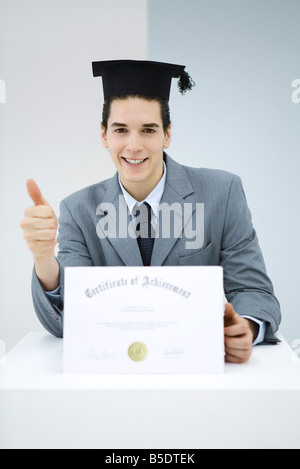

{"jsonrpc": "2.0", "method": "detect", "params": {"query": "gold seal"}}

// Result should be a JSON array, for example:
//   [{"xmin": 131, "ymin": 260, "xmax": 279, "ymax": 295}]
[{"xmin": 128, "ymin": 342, "xmax": 148, "ymax": 362}]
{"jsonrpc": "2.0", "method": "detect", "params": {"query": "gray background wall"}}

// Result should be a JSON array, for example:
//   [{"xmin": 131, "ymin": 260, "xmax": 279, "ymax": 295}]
[
  {"xmin": 0, "ymin": 0, "xmax": 299, "ymax": 353},
  {"xmin": 149, "ymin": 0, "xmax": 300, "ymax": 347}
]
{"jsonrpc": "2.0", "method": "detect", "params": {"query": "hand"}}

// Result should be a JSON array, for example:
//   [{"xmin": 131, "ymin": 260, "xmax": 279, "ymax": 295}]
[
  {"xmin": 224, "ymin": 303, "xmax": 258, "ymax": 364},
  {"xmin": 20, "ymin": 179, "xmax": 58, "ymax": 260},
  {"xmin": 20, "ymin": 180, "xmax": 60, "ymax": 291}
]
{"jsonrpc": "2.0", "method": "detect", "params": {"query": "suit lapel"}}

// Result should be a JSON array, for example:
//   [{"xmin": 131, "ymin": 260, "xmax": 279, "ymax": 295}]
[
  {"xmin": 96, "ymin": 155, "xmax": 195, "ymax": 267},
  {"xmin": 96, "ymin": 174, "xmax": 143, "ymax": 266},
  {"xmin": 151, "ymin": 155, "xmax": 195, "ymax": 266}
]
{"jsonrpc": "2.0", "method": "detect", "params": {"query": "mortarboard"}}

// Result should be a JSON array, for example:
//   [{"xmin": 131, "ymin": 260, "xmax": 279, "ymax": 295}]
[{"xmin": 92, "ymin": 60, "xmax": 195, "ymax": 101}]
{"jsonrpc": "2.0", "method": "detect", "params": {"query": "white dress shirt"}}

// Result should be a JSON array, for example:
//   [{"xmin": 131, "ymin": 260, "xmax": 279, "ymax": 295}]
[{"xmin": 119, "ymin": 161, "xmax": 167, "ymax": 231}]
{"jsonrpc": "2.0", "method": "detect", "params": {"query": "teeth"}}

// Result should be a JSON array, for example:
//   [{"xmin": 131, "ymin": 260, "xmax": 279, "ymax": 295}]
[{"xmin": 125, "ymin": 159, "xmax": 145, "ymax": 165}]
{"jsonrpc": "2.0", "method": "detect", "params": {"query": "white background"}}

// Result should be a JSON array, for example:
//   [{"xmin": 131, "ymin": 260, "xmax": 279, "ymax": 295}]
[
  {"xmin": 0, "ymin": 0, "xmax": 299, "ymax": 353},
  {"xmin": 0, "ymin": 0, "xmax": 147, "ymax": 352}
]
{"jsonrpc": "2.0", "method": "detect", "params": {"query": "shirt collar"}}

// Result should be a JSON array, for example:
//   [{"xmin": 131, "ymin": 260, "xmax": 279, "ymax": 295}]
[{"xmin": 119, "ymin": 161, "xmax": 167, "ymax": 218}]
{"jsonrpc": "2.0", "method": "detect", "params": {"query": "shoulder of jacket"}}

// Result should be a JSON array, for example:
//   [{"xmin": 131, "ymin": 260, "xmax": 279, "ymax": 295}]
[{"xmin": 181, "ymin": 163, "xmax": 241, "ymax": 187}]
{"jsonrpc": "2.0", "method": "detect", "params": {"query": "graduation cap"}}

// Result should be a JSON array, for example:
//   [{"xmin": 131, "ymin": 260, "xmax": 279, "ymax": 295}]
[{"xmin": 92, "ymin": 60, "xmax": 195, "ymax": 101}]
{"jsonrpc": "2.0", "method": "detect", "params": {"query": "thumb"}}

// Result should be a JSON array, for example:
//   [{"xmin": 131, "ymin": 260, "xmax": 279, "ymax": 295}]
[
  {"xmin": 224, "ymin": 303, "xmax": 237, "ymax": 327},
  {"xmin": 26, "ymin": 179, "xmax": 49, "ymax": 206}
]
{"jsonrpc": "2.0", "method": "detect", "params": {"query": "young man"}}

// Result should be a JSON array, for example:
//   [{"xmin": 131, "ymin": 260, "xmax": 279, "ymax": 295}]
[{"xmin": 21, "ymin": 60, "xmax": 281, "ymax": 364}]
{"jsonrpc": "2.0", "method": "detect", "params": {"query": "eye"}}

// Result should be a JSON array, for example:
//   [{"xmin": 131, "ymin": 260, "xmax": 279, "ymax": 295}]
[
  {"xmin": 143, "ymin": 128, "xmax": 155, "ymax": 134},
  {"xmin": 115, "ymin": 128, "xmax": 127, "ymax": 134}
]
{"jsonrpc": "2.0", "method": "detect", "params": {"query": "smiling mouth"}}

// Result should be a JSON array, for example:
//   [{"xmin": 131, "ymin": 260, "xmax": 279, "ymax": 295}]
[{"xmin": 122, "ymin": 157, "xmax": 148, "ymax": 166}]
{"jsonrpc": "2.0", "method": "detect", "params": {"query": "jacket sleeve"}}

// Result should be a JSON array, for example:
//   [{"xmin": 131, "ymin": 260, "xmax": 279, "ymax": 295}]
[
  {"xmin": 31, "ymin": 199, "xmax": 93, "ymax": 338},
  {"xmin": 32, "ymin": 266, "xmax": 64, "ymax": 338},
  {"xmin": 221, "ymin": 175, "xmax": 281, "ymax": 343}
]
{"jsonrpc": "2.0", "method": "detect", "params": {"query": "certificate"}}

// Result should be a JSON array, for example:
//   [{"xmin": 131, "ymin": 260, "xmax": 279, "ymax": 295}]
[{"xmin": 63, "ymin": 266, "xmax": 225, "ymax": 374}]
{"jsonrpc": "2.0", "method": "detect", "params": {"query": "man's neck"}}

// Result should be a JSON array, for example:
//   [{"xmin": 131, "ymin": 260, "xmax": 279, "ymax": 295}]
[{"xmin": 120, "ymin": 164, "xmax": 165, "ymax": 202}]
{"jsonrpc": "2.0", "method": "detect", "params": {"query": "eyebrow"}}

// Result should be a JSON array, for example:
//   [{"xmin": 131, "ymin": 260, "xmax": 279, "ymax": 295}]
[{"xmin": 110, "ymin": 122, "xmax": 160, "ymax": 128}]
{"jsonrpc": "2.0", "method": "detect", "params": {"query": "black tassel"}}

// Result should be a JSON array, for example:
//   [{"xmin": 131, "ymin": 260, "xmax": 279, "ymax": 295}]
[{"xmin": 178, "ymin": 70, "xmax": 195, "ymax": 95}]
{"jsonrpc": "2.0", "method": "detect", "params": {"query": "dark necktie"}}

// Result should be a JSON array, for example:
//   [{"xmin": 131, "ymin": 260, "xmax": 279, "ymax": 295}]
[{"xmin": 135, "ymin": 202, "xmax": 155, "ymax": 266}]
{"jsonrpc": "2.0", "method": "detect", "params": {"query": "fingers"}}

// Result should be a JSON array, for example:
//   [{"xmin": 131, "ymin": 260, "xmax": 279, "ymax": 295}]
[
  {"xmin": 225, "ymin": 334, "xmax": 253, "ymax": 352},
  {"xmin": 21, "ymin": 218, "xmax": 57, "ymax": 250},
  {"xmin": 225, "ymin": 349, "xmax": 252, "ymax": 365},
  {"xmin": 26, "ymin": 179, "xmax": 49, "ymax": 206},
  {"xmin": 225, "ymin": 349, "xmax": 252, "ymax": 364},
  {"xmin": 22, "ymin": 215, "xmax": 57, "ymax": 230},
  {"xmin": 23, "ymin": 228, "xmax": 57, "ymax": 242},
  {"xmin": 24, "ymin": 205, "xmax": 56, "ymax": 220},
  {"xmin": 225, "ymin": 336, "xmax": 252, "ymax": 363},
  {"xmin": 21, "ymin": 207, "xmax": 58, "ymax": 233},
  {"xmin": 224, "ymin": 303, "xmax": 253, "ymax": 364},
  {"xmin": 224, "ymin": 320, "xmax": 250, "ymax": 338}
]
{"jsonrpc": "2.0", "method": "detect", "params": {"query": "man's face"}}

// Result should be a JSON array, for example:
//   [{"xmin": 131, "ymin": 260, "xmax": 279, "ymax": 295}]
[{"xmin": 101, "ymin": 97, "xmax": 171, "ymax": 200}]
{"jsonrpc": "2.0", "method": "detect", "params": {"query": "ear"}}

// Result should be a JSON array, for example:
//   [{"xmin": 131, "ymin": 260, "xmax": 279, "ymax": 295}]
[
  {"xmin": 163, "ymin": 124, "xmax": 172, "ymax": 149},
  {"xmin": 101, "ymin": 124, "xmax": 109, "ymax": 148}
]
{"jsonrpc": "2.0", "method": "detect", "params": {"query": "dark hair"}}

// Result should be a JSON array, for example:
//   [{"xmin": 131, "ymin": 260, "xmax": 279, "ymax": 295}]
[{"xmin": 101, "ymin": 94, "xmax": 171, "ymax": 134}]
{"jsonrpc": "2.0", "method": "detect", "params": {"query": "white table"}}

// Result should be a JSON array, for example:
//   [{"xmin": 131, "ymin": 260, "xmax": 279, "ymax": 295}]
[{"xmin": 1, "ymin": 332, "xmax": 300, "ymax": 449}]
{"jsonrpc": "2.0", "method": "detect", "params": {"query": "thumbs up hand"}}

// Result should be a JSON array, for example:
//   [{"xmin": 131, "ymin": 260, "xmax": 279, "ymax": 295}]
[{"xmin": 20, "ymin": 180, "xmax": 58, "ymax": 260}]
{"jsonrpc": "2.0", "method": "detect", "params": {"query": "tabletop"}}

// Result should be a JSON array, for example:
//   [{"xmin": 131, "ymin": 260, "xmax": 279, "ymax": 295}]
[
  {"xmin": 1, "ymin": 331, "xmax": 300, "ymax": 390},
  {"xmin": 1, "ymin": 332, "xmax": 300, "ymax": 449}
]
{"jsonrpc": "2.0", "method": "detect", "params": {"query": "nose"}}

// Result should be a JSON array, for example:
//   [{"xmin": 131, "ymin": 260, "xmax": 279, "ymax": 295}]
[{"xmin": 125, "ymin": 132, "xmax": 144, "ymax": 153}]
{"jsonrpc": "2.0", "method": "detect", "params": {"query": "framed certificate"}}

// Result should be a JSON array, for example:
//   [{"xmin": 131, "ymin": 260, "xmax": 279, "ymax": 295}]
[{"xmin": 63, "ymin": 266, "xmax": 225, "ymax": 374}]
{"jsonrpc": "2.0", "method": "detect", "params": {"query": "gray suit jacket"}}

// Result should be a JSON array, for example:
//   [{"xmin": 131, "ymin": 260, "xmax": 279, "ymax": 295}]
[{"xmin": 32, "ymin": 154, "xmax": 281, "ymax": 342}]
